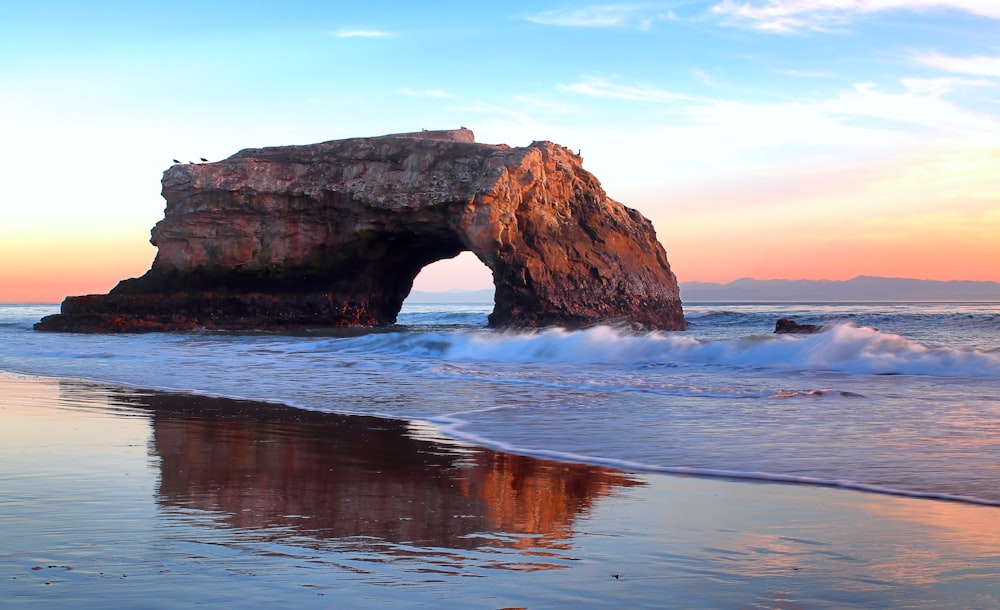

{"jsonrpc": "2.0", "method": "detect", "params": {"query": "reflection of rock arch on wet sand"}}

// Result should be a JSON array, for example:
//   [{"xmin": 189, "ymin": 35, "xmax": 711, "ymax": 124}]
[
  {"xmin": 36, "ymin": 129, "xmax": 684, "ymax": 333},
  {"xmin": 114, "ymin": 390, "xmax": 641, "ymax": 557}
]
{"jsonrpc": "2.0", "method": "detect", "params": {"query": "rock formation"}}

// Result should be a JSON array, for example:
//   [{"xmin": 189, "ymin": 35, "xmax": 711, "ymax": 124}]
[
  {"xmin": 35, "ymin": 129, "xmax": 685, "ymax": 332},
  {"xmin": 774, "ymin": 318, "xmax": 825, "ymax": 334}
]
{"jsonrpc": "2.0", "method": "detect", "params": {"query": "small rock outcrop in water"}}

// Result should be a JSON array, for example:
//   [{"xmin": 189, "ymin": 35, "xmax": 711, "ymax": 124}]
[
  {"xmin": 35, "ymin": 129, "xmax": 685, "ymax": 333},
  {"xmin": 774, "ymin": 318, "xmax": 825, "ymax": 334}
]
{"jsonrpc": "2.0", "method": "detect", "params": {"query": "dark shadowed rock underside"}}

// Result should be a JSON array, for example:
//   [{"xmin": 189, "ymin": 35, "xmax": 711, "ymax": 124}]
[{"xmin": 36, "ymin": 129, "xmax": 685, "ymax": 333}]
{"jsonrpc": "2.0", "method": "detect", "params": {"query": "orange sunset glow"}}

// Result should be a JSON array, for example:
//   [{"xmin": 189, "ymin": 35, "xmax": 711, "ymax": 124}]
[
  {"xmin": 0, "ymin": 236, "xmax": 155, "ymax": 303},
  {"xmin": 3, "ymin": 0, "xmax": 999, "ymax": 302}
]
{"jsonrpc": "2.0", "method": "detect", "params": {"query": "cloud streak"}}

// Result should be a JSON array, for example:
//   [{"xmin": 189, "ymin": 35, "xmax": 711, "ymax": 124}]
[
  {"xmin": 552, "ymin": 74, "xmax": 999, "ymax": 183},
  {"xmin": 918, "ymin": 52, "xmax": 1000, "ymax": 77},
  {"xmin": 331, "ymin": 28, "xmax": 393, "ymax": 38},
  {"xmin": 711, "ymin": 0, "xmax": 1000, "ymax": 32},
  {"xmin": 525, "ymin": 3, "xmax": 677, "ymax": 29},
  {"xmin": 559, "ymin": 76, "xmax": 695, "ymax": 102}
]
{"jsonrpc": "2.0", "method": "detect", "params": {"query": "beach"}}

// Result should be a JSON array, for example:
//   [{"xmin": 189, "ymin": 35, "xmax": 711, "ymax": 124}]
[{"xmin": 3, "ymin": 371, "xmax": 999, "ymax": 608}]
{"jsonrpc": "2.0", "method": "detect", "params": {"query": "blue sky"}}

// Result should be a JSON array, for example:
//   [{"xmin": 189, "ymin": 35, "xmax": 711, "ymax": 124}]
[{"xmin": 2, "ymin": 1, "xmax": 999, "ymax": 299}]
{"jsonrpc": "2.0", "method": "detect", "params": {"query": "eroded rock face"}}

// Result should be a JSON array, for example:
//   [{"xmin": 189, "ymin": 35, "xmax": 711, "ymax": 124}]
[{"xmin": 36, "ymin": 129, "xmax": 685, "ymax": 332}]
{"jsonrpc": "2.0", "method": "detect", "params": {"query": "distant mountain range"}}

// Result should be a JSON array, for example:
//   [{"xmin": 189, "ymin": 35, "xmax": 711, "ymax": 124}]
[
  {"xmin": 406, "ymin": 288, "xmax": 495, "ymax": 303},
  {"xmin": 679, "ymin": 276, "xmax": 1000, "ymax": 302},
  {"xmin": 406, "ymin": 277, "xmax": 1000, "ymax": 303}
]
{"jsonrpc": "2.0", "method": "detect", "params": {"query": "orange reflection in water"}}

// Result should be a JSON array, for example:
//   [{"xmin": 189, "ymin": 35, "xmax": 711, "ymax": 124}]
[
  {"xmin": 858, "ymin": 495, "xmax": 1000, "ymax": 586},
  {"xmin": 117, "ymin": 391, "xmax": 640, "ymax": 558}
]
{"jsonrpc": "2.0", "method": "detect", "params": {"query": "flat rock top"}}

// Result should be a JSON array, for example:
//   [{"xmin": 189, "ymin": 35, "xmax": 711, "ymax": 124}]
[
  {"xmin": 219, "ymin": 127, "xmax": 504, "ymax": 166},
  {"xmin": 385, "ymin": 128, "xmax": 476, "ymax": 142}
]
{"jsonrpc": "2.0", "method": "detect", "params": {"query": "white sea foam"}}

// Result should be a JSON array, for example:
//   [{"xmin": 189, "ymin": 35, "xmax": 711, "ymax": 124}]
[
  {"xmin": 341, "ymin": 323, "xmax": 1000, "ymax": 377},
  {"xmin": 428, "ymin": 414, "xmax": 1000, "ymax": 507}
]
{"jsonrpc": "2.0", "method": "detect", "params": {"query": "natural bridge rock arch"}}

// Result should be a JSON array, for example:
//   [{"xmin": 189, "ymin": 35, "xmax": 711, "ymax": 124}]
[{"xmin": 36, "ymin": 129, "xmax": 685, "ymax": 332}]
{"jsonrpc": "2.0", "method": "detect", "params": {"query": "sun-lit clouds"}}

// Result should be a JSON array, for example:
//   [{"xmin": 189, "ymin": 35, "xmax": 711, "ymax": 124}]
[
  {"xmin": 329, "ymin": 27, "xmax": 393, "ymax": 38},
  {"xmin": 873, "ymin": 144, "xmax": 1000, "ymax": 196},
  {"xmin": 490, "ymin": 98, "xmax": 857, "ymax": 205},
  {"xmin": 557, "ymin": 77, "xmax": 972, "ymax": 187},
  {"xmin": 857, "ymin": 207, "xmax": 1000, "ymax": 245},
  {"xmin": 917, "ymin": 52, "xmax": 1000, "ymax": 77},
  {"xmin": 544, "ymin": 68, "xmax": 1000, "ymax": 283},
  {"xmin": 819, "ymin": 78, "xmax": 996, "ymax": 135},
  {"xmin": 711, "ymin": 0, "xmax": 1000, "ymax": 32},
  {"xmin": 524, "ymin": 3, "xmax": 677, "ymax": 29}
]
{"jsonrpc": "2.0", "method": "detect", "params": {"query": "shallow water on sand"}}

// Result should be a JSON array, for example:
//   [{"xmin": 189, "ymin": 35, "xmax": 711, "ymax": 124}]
[
  {"xmin": 3, "ymin": 302, "xmax": 1000, "ymax": 506},
  {"xmin": 2, "ymin": 373, "xmax": 999, "ymax": 608}
]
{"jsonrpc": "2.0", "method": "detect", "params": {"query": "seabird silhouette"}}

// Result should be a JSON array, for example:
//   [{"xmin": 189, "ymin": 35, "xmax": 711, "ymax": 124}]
[
  {"xmin": 200, "ymin": 157, "xmax": 208, "ymax": 162},
  {"xmin": 172, "ymin": 159, "xmax": 181, "ymax": 164}
]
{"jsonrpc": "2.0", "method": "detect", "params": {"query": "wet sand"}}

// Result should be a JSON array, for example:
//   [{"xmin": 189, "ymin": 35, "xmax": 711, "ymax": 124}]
[{"xmin": 2, "ymin": 371, "xmax": 999, "ymax": 608}]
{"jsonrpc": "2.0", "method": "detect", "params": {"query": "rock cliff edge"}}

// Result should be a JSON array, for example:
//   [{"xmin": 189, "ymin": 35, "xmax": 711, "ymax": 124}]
[{"xmin": 35, "ymin": 129, "xmax": 685, "ymax": 332}]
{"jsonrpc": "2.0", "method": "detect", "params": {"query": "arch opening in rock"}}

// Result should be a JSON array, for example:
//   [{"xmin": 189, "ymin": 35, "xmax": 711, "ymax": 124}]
[
  {"xmin": 334, "ymin": 227, "xmax": 474, "ymax": 321},
  {"xmin": 405, "ymin": 251, "xmax": 496, "ymax": 304},
  {"xmin": 35, "ymin": 129, "xmax": 685, "ymax": 333}
]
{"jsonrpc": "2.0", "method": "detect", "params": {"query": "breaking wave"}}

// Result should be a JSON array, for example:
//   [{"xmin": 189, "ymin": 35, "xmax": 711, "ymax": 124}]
[{"xmin": 339, "ymin": 323, "xmax": 1000, "ymax": 377}]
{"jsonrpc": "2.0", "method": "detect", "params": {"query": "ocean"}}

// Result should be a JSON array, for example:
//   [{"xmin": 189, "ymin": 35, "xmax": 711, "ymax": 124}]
[{"xmin": 2, "ymin": 300, "xmax": 999, "ymax": 506}]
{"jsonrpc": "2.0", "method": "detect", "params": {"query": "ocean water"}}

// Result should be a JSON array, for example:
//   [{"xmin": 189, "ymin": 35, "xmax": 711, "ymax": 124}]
[{"xmin": 2, "ymin": 301, "xmax": 999, "ymax": 505}]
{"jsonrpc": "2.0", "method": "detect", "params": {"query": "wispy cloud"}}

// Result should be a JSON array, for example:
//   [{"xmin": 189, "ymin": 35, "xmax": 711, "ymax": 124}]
[
  {"xmin": 454, "ymin": 101, "xmax": 532, "ymax": 122},
  {"xmin": 692, "ymin": 68, "xmax": 724, "ymax": 87},
  {"xmin": 917, "ymin": 52, "xmax": 1000, "ymax": 77},
  {"xmin": 777, "ymin": 68, "xmax": 835, "ymax": 78},
  {"xmin": 525, "ymin": 3, "xmax": 677, "ymax": 29},
  {"xmin": 400, "ymin": 88, "xmax": 453, "ymax": 99},
  {"xmin": 330, "ymin": 28, "xmax": 393, "ymax": 38},
  {"xmin": 817, "ymin": 79, "xmax": 993, "ymax": 134},
  {"xmin": 559, "ymin": 76, "xmax": 694, "ymax": 102},
  {"xmin": 513, "ymin": 95, "xmax": 582, "ymax": 115},
  {"xmin": 561, "ymin": 73, "xmax": 992, "ymax": 140},
  {"xmin": 711, "ymin": 1, "xmax": 1000, "ymax": 33},
  {"xmin": 899, "ymin": 75, "xmax": 990, "ymax": 95}
]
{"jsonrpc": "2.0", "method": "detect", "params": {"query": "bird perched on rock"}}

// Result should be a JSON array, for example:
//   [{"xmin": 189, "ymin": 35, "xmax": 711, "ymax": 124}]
[
  {"xmin": 172, "ymin": 159, "xmax": 181, "ymax": 164},
  {"xmin": 200, "ymin": 157, "xmax": 209, "ymax": 162}
]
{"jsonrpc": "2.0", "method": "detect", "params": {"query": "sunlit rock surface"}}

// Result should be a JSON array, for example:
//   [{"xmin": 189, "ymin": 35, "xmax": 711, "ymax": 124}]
[{"xmin": 36, "ymin": 129, "xmax": 684, "ymax": 332}]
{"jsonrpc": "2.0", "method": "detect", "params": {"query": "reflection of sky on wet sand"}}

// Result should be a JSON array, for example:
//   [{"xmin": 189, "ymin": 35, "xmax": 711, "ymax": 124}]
[
  {"xmin": 2, "ymin": 372, "xmax": 999, "ymax": 608},
  {"xmin": 574, "ymin": 475, "xmax": 1000, "ymax": 607},
  {"xmin": 857, "ymin": 495, "xmax": 1000, "ymax": 589}
]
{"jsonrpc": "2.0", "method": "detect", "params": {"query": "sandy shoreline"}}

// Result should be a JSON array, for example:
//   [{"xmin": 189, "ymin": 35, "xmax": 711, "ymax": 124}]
[{"xmin": 2, "ymin": 371, "xmax": 999, "ymax": 608}]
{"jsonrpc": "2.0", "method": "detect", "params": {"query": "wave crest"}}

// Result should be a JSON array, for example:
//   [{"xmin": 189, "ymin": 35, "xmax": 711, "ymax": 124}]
[{"xmin": 342, "ymin": 323, "xmax": 1000, "ymax": 377}]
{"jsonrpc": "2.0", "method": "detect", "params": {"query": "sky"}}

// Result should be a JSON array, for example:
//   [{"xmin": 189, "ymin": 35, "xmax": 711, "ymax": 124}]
[{"xmin": 2, "ymin": 0, "xmax": 999, "ymax": 302}]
